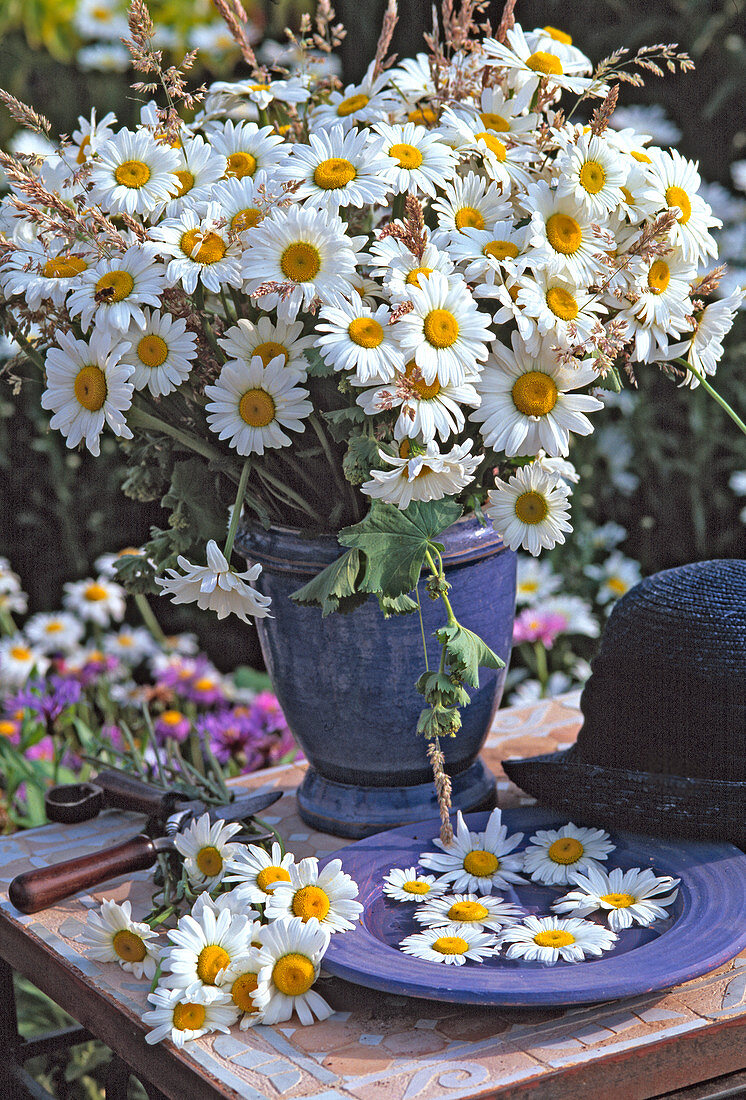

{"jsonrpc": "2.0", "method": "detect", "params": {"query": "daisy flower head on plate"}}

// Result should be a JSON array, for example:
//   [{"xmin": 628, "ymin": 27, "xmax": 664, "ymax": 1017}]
[
  {"xmin": 470, "ymin": 335, "xmax": 604, "ymax": 458},
  {"xmin": 78, "ymin": 898, "xmax": 161, "ymax": 980},
  {"xmin": 316, "ymin": 294, "xmax": 404, "ymax": 385},
  {"xmin": 66, "ymin": 245, "xmax": 166, "ymax": 335},
  {"xmin": 500, "ymin": 914, "xmax": 617, "ymax": 965},
  {"xmin": 419, "ymin": 808, "xmax": 525, "ymax": 893},
  {"xmin": 555, "ymin": 132, "xmax": 628, "ymax": 217},
  {"xmin": 207, "ymin": 120, "xmax": 290, "ymax": 181},
  {"xmin": 156, "ymin": 136, "xmax": 228, "ymax": 219},
  {"xmin": 172, "ymin": 811, "xmax": 244, "ymax": 890},
  {"xmin": 641, "ymin": 147, "xmax": 721, "ymax": 266},
  {"xmin": 553, "ymin": 865, "xmax": 680, "ymax": 931},
  {"xmin": 381, "ymin": 866, "xmax": 448, "ymax": 903},
  {"xmin": 150, "ymin": 202, "xmax": 243, "ymax": 295},
  {"xmin": 311, "ymin": 59, "xmax": 400, "ymax": 131},
  {"xmin": 143, "ymin": 982, "xmax": 236, "ymax": 1047},
  {"xmin": 254, "ymin": 915, "xmax": 332, "ymax": 1025},
  {"xmin": 482, "ymin": 24, "xmax": 605, "ymax": 99},
  {"xmin": 217, "ymin": 316, "xmax": 315, "ymax": 374},
  {"xmin": 437, "ymin": 107, "xmax": 534, "ymax": 193},
  {"xmin": 205, "ymin": 354, "xmax": 313, "ymax": 456},
  {"xmin": 164, "ymin": 903, "xmax": 252, "ymax": 989},
  {"xmin": 414, "ymin": 892, "xmax": 524, "ymax": 932},
  {"xmin": 120, "ymin": 308, "xmax": 198, "ymax": 397},
  {"xmin": 515, "ymin": 270, "xmax": 606, "ymax": 350},
  {"xmin": 431, "ymin": 170, "xmax": 511, "ymax": 236},
  {"xmin": 394, "ymin": 271, "xmax": 493, "ymax": 386},
  {"xmin": 24, "ymin": 611, "xmax": 83, "ymax": 654},
  {"xmin": 356, "ymin": 361, "xmax": 480, "ymax": 443},
  {"xmin": 156, "ymin": 539, "xmax": 272, "ymax": 624},
  {"xmin": 219, "ymin": 954, "xmax": 265, "ymax": 1029},
  {"xmin": 522, "ymin": 823, "xmax": 615, "ymax": 886},
  {"xmin": 361, "ymin": 439, "xmax": 480, "ymax": 510},
  {"xmin": 280, "ymin": 125, "xmax": 392, "ymax": 212},
  {"xmin": 526, "ymin": 181, "xmax": 613, "ymax": 285},
  {"xmin": 372, "ymin": 121, "xmax": 458, "ymax": 197},
  {"xmin": 486, "ymin": 460, "xmax": 573, "ymax": 556},
  {"xmin": 223, "ymin": 841, "xmax": 296, "ymax": 904},
  {"xmin": 668, "ymin": 286, "xmax": 745, "ymax": 386},
  {"xmin": 63, "ymin": 575, "xmax": 126, "ymax": 627},
  {"xmin": 399, "ymin": 921, "xmax": 499, "ymax": 965},
  {"xmin": 88, "ymin": 128, "xmax": 181, "ymax": 216},
  {"xmin": 0, "ymin": 640, "xmax": 49, "ymax": 688},
  {"xmin": 265, "ymin": 857, "xmax": 363, "ymax": 934}
]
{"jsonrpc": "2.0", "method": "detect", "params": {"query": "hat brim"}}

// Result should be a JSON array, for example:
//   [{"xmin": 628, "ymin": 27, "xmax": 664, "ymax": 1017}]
[{"xmin": 502, "ymin": 749, "xmax": 746, "ymax": 846}]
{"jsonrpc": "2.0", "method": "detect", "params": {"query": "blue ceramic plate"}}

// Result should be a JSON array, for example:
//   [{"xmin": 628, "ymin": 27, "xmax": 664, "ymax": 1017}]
[{"xmin": 321, "ymin": 806, "xmax": 746, "ymax": 1006}]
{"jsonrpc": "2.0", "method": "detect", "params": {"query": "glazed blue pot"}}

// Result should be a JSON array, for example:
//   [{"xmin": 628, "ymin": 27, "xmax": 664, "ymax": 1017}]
[{"xmin": 236, "ymin": 516, "xmax": 516, "ymax": 838}]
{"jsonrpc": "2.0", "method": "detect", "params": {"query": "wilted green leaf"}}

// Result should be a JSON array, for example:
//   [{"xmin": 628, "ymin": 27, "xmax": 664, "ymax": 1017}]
[
  {"xmin": 435, "ymin": 622, "xmax": 504, "ymax": 688},
  {"xmin": 290, "ymin": 547, "xmax": 368, "ymax": 616},
  {"xmin": 304, "ymin": 347, "xmax": 334, "ymax": 377}
]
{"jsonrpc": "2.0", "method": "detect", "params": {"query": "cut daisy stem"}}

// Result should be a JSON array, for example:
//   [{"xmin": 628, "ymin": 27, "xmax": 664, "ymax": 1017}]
[
  {"xmin": 134, "ymin": 593, "xmax": 169, "ymax": 648},
  {"xmin": 5, "ymin": 319, "xmax": 46, "ymax": 373},
  {"xmin": 223, "ymin": 458, "xmax": 252, "ymax": 562},
  {"xmin": 127, "ymin": 404, "xmax": 224, "ymax": 464},
  {"xmin": 676, "ymin": 359, "xmax": 746, "ymax": 438}
]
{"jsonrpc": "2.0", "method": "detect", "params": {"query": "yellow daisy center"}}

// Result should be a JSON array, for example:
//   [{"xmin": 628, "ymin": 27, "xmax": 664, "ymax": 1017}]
[
  {"xmin": 173, "ymin": 169, "xmax": 194, "ymax": 197},
  {"xmin": 432, "ymin": 936, "xmax": 469, "ymax": 955},
  {"xmin": 196, "ymin": 944, "xmax": 231, "ymax": 985},
  {"xmin": 405, "ymin": 360, "xmax": 440, "ymax": 399},
  {"xmin": 231, "ymin": 207, "xmax": 261, "ymax": 232},
  {"xmin": 256, "ymin": 865, "xmax": 291, "ymax": 892},
  {"xmin": 44, "ymin": 622, "xmax": 64, "ymax": 633},
  {"xmin": 280, "ymin": 241, "xmax": 321, "ymax": 282},
  {"xmin": 112, "ymin": 929, "xmax": 147, "ymax": 963},
  {"xmin": 313, "ymin": 157, "xmax": 357, "ymax": 190},
  {"xmin": 292, "ymin": 885, "xmax": 331, "ymax": 922},
  {"xmin": 547, "ymin": 837, "xmax": 584, "ymax": 865},
  {"xmin": 76, "ymin": 135, "xmax": 91, "ymax": 164},
  {"xmin": 647, "ymin": 259, "xmax": 671, "ymax": 295},
  {"xmin": 0, "ymin": 720, "xmax": 17, "ymax": 737},
  {"xmin": 512, "ymin": 370, "xmax": 558, "ymax": 416},
  {"xmin": 545, "ymin": 286, "xmax": 579, "ymax": 320},
  {"xmin": 607, "ymin": 576, "xmax": 629, "ymax": 594},
  {"xmin": 273, "ymin": 953, "xmax": 315, "ymax": 995},
  {"xmin": 630, "ymin": 150, "xmax": 651, "ymax": 164},
  {"xmin": 193, "ymin": 676, "xmax": 215, "ymax": 692},
  {"xmin": 172, "ymin": 1003, "xmax": 206, "ymax": 1031},
  {"xmin": 42, "ymin": 256, "xmax": 88, "ymax": 279},
  {"xmin": 10, "ymin": 645, "xmax": 31, "ymax": 660},
  {"xmin": 406, "ymin": 265, "xmax": 434, "ymax": 288},
  {"xmin": 621, "ymin": 186, "xmax": 634, "ymax": 204},
  {"xmin": 475, "ymin": 132, "xmax": 507, "ymax": 161},
  {"xmin": 389, "ymin": 142, "xmax": 423, "ymax": 169},
  {"xmin": 543, "ymin": 26, "xmax": 572, "ymax": 44},
  {"xmin": 336, "ymin": 93, "xmax": 369, "ymax": 117},
  {"xmin": 579, "ymin": 160, "xmax": 606, "ymax": 194},
  {"xmin": 398, "ymin": 438, "xmax": 412, "ymax": 459},
  {"xmin": 408, "ymin": 106, "xmax": 438, "ymax": 126},
  {"xmin": 239, "ymin": 388, "xmax": 275, "ymax": 427},
  {"xmin": 423, "ymin": 308, "xmax": 459, "ymax": 349},
  {"xmin": 534, "ymin": 929, "xmax": 575, "ymax": 947},
  {"xmin": 402, "ymin": 880, "xmax": 431, "ymax": 895},
  {"xmin": 225, "ymin": 151, "xmax": 257, "ymax": 178},
  {"xmin": 664, "ymin": 185, "xmax": 692, "ymax": 224},
  {"xmin": 137, "ymin": 334, "xmax": 169, "ymax": 368},
  {"xmin": 348, "ymin": 316, "xmax": 384, "ymax": 349},
  {"xmin": 526, "ymin": 51, "xmax": 563, "ymax": 76},
  {"xmin": 196, "ymin": 846, "xmax": 224, "ymax": 877},
  {"xmin": 253, "ymin": 340, "xmax": 289, "ymax": 367},
  {"xmin": 95, "ymin": 270, "xmax": 134, "ymax": 303},
  {"xmin": 160, "ymin": 709, "xmax": 185, "ymax": 726},
  {"xmin": 462, "ymin": 850, "xmax": 499, "ymax": 877},
  {"xmin": 180, "ymin": 229, "xmax": 227, "ymax": 265},
  {"xmin": 74, "ymin": 366, "xmax": 107, "ymax": 412},
  {"xmin": 546, "ymin": 213, "xmax": 582, "ymax": 255},
  {"xmin": 114, "ymin": 159, "xmax": 151, "ymax": 188},
  {"xmin": 447, "ymin": 901, "xmax": 489, "ymax": 922},
  {"xmin": 479, "ymin": 112, "xmax": 510, "ymax": 132},
  {"xmin": 231, "ymin": 972, "xmax": 259, "ymax": 1014},
  {"xmin": 454, "ymin": 206, "xmax": 485, "ymax": 231},
  {"xmin": 601, "ymin": 892, "xmax": 636, "ymax": 908},
  {"xmin": 515, "ymin": 491, "xmax": 549, "ymax": 525},
  {"xmin": 483, "ymin": 240, "xmax": 519, "ymax": 261}
]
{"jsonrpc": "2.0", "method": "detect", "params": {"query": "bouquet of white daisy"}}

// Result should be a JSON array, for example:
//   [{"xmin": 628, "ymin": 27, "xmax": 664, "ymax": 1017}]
[{"xmin": 1, "ymin": 0, "xmax": 744, "ymax": 821}]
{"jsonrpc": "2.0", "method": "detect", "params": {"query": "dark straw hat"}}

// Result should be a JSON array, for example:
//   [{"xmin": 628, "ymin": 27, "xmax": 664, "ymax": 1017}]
[{"xmin": 503, "ymin": 560, "xmax": 746, "ymax": 846}]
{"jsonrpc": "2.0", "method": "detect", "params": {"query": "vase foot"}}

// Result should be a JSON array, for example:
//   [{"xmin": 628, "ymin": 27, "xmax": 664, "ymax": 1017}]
[{"xmin": 296, "ymin": 759, "xmax": 497, "ymax": 839}]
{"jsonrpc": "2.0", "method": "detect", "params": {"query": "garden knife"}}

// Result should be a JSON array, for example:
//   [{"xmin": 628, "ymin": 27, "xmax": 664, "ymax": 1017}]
[{"xmin": 8, "ymin": 787, "xmax": 281, "ymax": 915}]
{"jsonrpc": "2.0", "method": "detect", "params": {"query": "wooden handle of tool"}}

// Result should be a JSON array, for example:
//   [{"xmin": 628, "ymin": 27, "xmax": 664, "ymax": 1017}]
[
  {"xmin": 8, "ymin": 835, "xmax": 159, "ymax": 914},
  {"xmin": 95, "ymin": 770, "xmax": 179, "ymax": 818}
]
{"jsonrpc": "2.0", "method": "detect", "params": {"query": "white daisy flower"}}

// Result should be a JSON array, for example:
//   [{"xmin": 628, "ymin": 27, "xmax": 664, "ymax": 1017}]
[
  {"xmin": 399, "ymin": 922, "xmax": 498, "ymax": 965},
  {"xmin": 642, "ymin": 148, "xmax": 720, "ymax": 266},
  {"xmin": 164, "ymin": 903, "xmax": 252, "ymax": 989},
  {"xmin": 265, "ymin": 857, "xmax": 363, "ymax": 934},
  {"xmin": 553, "ymin": 865, "xmax": 680, "ymax": 931},
  {"xmin": 371, "ymin": 238, "xmax": 457, "ymax": 303},
  {"xmin": 556, "ymin": 133, "xmax": 628, "ymax": 216},
  {"xmin": 24, "ymin": 611, "xmax": 84, "ymax": 653},
  {"xmin": 157, "ymin": 137, "xmax": 228, "ymax": 218},
  {"xmin": 431, "ymin": 171, "xmax": 511, "ymax": 235},
  {"xmin": 311, "ymin": 60, "xmax": 400, "ymax": 131},
  {"xmin": 143, "ymin": 983, "xmax": 236, "ymax": 1047},
  {"xmin": 361, "ymin": 439, "xmax": 480, "ymax": 510},
  {"xmin": 0, "ymin": 639, "xmax": 49, "ymax": 687},
  {"xmin": 486, "ymin": 462, "xmax": 573, "ymax": 557},
  {"xmin": 156, "ymin": 540, "xmax": 273, "ymax": 625},
  {"xmin": 472, "ymin": 82, "xmax": 538, "ymax": 139},
  {"xmin": 438, "ymin": 106, "xmax": 534, "ymax": 192},
  {"xmin": 381, "ymin": 866, "xmax": 448, "ymax": 902},
  {"xmin": 414, "ymin": 892, "xmax": 524, "ymax": 932},
  {"xmin": 74, "ymin": 0, "xmax": 129, "ymax": 40},
  {"xmin": 281, "ymin": 125, "xmax": 392, "ymax": 212},
  {"xmin": 526, "ymin": 25, "xmax": 594, "ymax": 73},
  {"xmin": 1, "ymin": 240, "xmax": 95, "ymax": 311},
  {"xmin": 316, "ymin": 295, "xmax": 404, "ymax": 384},
  {"xmin": 94, "ymin": 546, "xmax": 144, "ymax": 578},
  {"xmin": 669, "ymin": 287, "xmax": 745, "ymax": 385},
  {"xmin": 205, "ymin": 354, "xmax": 312, "ymax": 456},
  {"xmin": 446, "ymin": 222, "xmax": 530, "ymax": 282},
  {"xmin": 210, "ymin": 75, "xmax": 311, "ymax": 112},
  {"xmin": 219, "ymin": 954, "xmax": 265, "ymax": 1029},
  {"xmin": 172, "ymin": 811, "xmax": 245, "ymax": 890},
  {"xmin": 66, "ymin": 245, "xmax": 166, "ymax": 334},
  {"xmin": 483, "ymin": 25, "xmax": 604, "ymax": 98},
  {"xmin": 522, "ymin": 823, "xmax": 615, "ymax": 886},
  {"xmin": 78, "ymin": 898, "xmax": 161, "ymax": 980},
  {"xmin": 151, "ymin": 202, "xmax": 243, "ymax": 294},
  {"xmin": 206, "ymin": 120, "xmax": 290, "ymax": 181},
  {"xmin": 585, "ymin": 551, "xmax": 642, "ymax": 605},
  {"xmin": 385, "ymin": 53, "xmax": 436, "ymax": 104},
  {"xmin": 516, "ymin": 270, "xmax": 606, "ymax": 350},
  {"xmin": 419, "ymin": 809, "xmax": 525, "ymax": 893},
  {"xmin": 120, "ymin": 308, "xmax": 198, "ymax": 397},
  {"xmin": 526, "ymin": 181, "xmax": 613, "ymax": 285},
  {"xmin": 372, "ymin": 121, "xmax": 458, "ymax": 196},
  {"xmin": 224, "ymin": 841, "xmax": 296, "ymax": 904},
  {"xmin": 357, "ymin": 362, "xmax": 480, "ymax": 443},
  {"xmin": 515, "ymin": 557, "xmax": 562, "ymax": 606},
  {"xmin": 102, "ymin": 625, "xmax": 159, "ymax": 665},
  {"xmin": 616, "ymin": 253, "xmax": 693, "ymax": 363},
  {"xmin": 208, "ymin": 174, "xmax": 275, "ymax": 238},
  {"xmin": 62, "ymin": 108, "xmax": 117, "ymax": 168},
  {"xmin": 254, "ymin": 916, "xmax": 332, "ymax": 1025},
  {"xmin": 217, "ymin": 316, "xmax": 315, "ymax": 374},
  {"xmin": 500, "ymin": 914, "xmax": 617, "ymax": 965},
  {"xmin": 63, "ymin": 575, "xmax": 127, "ymax": 627},
  {"xmin": 88, "ymin": 128, "xmax": 180, "ymax": 216}
]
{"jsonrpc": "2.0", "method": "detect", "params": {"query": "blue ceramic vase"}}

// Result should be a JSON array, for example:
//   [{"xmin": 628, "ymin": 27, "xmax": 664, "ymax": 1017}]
[{"xmin": 236, "ymin": 516, "xmax": 516, "ymax": 838}]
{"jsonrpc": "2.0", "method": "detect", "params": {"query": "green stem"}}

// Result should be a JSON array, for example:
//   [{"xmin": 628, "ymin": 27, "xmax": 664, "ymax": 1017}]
[
  {"xmin": 0, "ymin": 608, "xmax": 18, "ymax": 636},
  {"xmin": 224, "ymin": 459, "xmax": 251, "ymax": 562},
  {"xmin": 676, "ymin": 359, "xmax": 746, "ymax": 437},
  {"xmin": 424, "ymin": 548, "xmax": 457, "ymax": 625},
  {"xmin": 415, "ymin": 586, "xmax": 429, "ymax": 673},
  {"xmin": 533, "ymin": 641, "xmax": 549, "ymax": 693},
  {"xmin": 188, "ymin": 727, "xmax": 205, "ymax": 777},
  {"xmin": 255, "ymin": 466, "xmax": 324, "ymax": 523},
  {"xmin": 308, "ymin": 413, "xmax": 352, "ymax": 512},
  {"xmin": 127, "ymin": 404, "xmax": 223, "ymax": 463},
  {"xmin": 134, "ymin": 594, "xmax": 168, "ymax": 648},
  {"xmin": 391, "ymin": 191, "xmax": 406, "ymax": 221}
]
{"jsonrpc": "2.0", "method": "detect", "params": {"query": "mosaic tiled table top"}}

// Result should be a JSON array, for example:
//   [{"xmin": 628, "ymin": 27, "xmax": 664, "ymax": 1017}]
[{"xmin": 2, "ymin": 693, "xmax": 745, "ymax": 1100}]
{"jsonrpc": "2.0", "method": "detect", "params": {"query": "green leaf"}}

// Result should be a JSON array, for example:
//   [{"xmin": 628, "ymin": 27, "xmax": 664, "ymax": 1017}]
[
  {"xmin": 339, "ymin": 498, "xmax": 462, "ymax": 598},
  {"xmin": 415, "ymin": 670, "xmax": 471, "ymax": 707},
  {"xmin": 378, "ymin": 592, "xmax": 418, "ymax": 617},
  {"xmin": 290, "ymin": 547, "xmax": 368, "ymax": 616},
  {"xmin": 594, "ymin": 365, "xmax": 623, "ymax": 393},
  {"xmin": 435, "ymin": 622, "xmax": 505, "ymax": 688},
  {"xmin": 232, "ymin": 666, "xmax": 272, "ymax": 692},
  {"xmin": 417, "ymin": 703, "xmax": 462, "ymax": 739},
  {"xmin": 304, "ymin": 347, "xmax": 335, "ymax": 377},
  {"xmin": 343, "ymin": 433, "xmax": 381, "ymax": 486},
  {"xmin": 161, "ymin": 458, "xmax": 226, "ymax": 545}
]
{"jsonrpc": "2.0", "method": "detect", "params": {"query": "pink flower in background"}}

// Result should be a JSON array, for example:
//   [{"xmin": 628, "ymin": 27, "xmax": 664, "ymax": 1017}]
[
  {"xmin": 513, "ymin": 608, "xmax": 568, "ymax": 649},
  {"xmin": 154, "ymin": 709, "xmax": 191, "ymax": 744},
  {"xmin": 25, "ymin": 735, "xmax": 54, "ymax": 762}
]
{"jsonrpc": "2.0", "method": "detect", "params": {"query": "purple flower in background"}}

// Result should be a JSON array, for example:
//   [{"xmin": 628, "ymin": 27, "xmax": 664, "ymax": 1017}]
[
  {"xmin": 155, "ymin": 655, "xmax": 226, "ymax": 706},
  {"xmin": 101, "ymin": 723, "xmax": 125, "ymax": 751},
  {"xmin": 513, "ymin": 609, "xmax": 568, "ymax": 649},
  {"xmin": 199, "ymin": 708, "xmax": 265, "ymax": 769},
  {"xmin": 25, "ymin": 735, "xmax": 54, "ymax": 762},
  {"xmin": 11, "ymin": 676, "xmax": 82, "ymax": 723},
  {"xmin": 0, "ymin": 714, "xmax": 20, "ymax": 745},
  {"xmin": 154, "ymin": 708, "xmax": 191, "ymax": 744}
]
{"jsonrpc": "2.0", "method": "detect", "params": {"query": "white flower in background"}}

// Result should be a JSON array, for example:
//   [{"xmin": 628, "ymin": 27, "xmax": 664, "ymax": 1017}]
[
  {"xmin": 471, "ymin": 81, "xmax": 538, "ymax": 139},
  {"xmin": 254, "ymin": 916, "xmax": 332, "ymax": 1025},
  {"xmin": 156, "ymin": 540, "xmax": 272, "ymax": 624},
  {"xmin": 357, "ymin": 362, "xmax": 480, "ymax": 443},
  {"xmin": 373, "ymin": 121, "xmax": 458, "ymax": 196},
  {"xmin": 0, "ymin": 639, "xmax": 49, "ymax": 687},
  {"xmin": 522, "ymin": 823, "xmax": 615, "ymax": 886},
  {"xmin": 40, "ymin": 329, "xmax": 133, "ymax": 457},
  {"xmin": 431, "ymin": 170, "xmax": 510, "ymax": 236},
  {"xmin": 553, "ymin": 865, "xmax": 680, "ymax": 931},
  {"xmin": 78, "ymin": 43, "xmax": 131, "ymax": 73},
  {"xmin": 88, "ymin": 128, "xmax": 180, "ymax": 216},
  {"xmin": 143, "ymin": 984, "xmax": 236, "ymax": 1047},
  {"xmin": 669, "ymin": 287, "xmax": 745, "ymax": 385},
  {"xmin": 527, "ymin": 181, "xmax": 612, "ymax": 285},
  {"xmin": 500, "ymin": 914, "xmax": 617, "ymax": 964},
  {"xmin": 311, "ymin": 60, "xmax": 399, "ymax": 131},
  {"xmin": 381, "ymin": 866, "xmax": 448, "ymax": 903},
  {"xmin": 486, "ymin": 462, "xmax": 573, "ymax": 556},
  {"xmin": 210, "ymin": 75, "xmax": 310, "ymax": 112},
  {"xmin": 414, "ymin": 892, "xmax": 524, "ymax": 932},
  {"xmin": 400, "ymin": 922, "xmax": 498, "ymax": 965},
  {"xmin": 515, "ymin": 557, "xmax": 562, "ymax": 606},
  {"xmin": 63, "ymin": 576, "xmax": 127, "ymax": 627},
  {"xmin": 265, "ymin": 857, "xmax": 363, "ymax": 934},
  {"xmin": 206, "ymin": 120, "xmax": 290, "ymax": 181},
  {"xmin": 419, "ymin": 809, "xmax": 525, "ymax": 893},
  {"xmin": 78, "ymin": 899, "xmax": 160, "ymax": 980},
  {"xmin": 510, "ymin": 672, "xmax": 573, "ymax": 704},
  {"xmin": 151, "ymin": 202, "xmax": 243, "ymax": 294},
  {"xmin": 556, "ymin": 133, "xmax": 628, "ymax": 217},
  {"xmin": 588, "ymin": 521, "xmax": 628, "ymax": 551},
  {"xmin": 157, "ymin": 137, "xmax": 228, "ymax": 218},
  {"xmin": 542, "ymin": 594, "xmax": 600, "ymax": 638},
  {"xmin": 73, "ymin": 0, "xmax": 129, "ymax": 40},
  {"xmin": 102, "ymin": 625, "xmax": 159, "ymax": 665},
  {"xmin": 642, "ymin": 148, "xmax": 720, "ymax": 265},
  {"xmin": 362, "ymin": 439, "xmax": 480, "ymax": 510},
  {"xmin": 205, "ymin": 354, "xmax": 312, "ymax": 456},
  {"xmin": 66, "ymin": 246, "xmax": 166, "ymax": 334},
  {"xmin": 165, "ymin": 903, "xmax": 252, "ymax": 989},
  {"xmin": 121, "ymin": 309, "xmax": 198, "ymax": 397},
  {"xmin": 586, "ymin": 551, "xmax": 642, "ymax": 605},
  {"xmin": 611, "ymin": 103, "xmax": 681, "ymax": 146},
  {"xmin": 483, "ymin": 24, "xmax": 602, "ymax": 97},
  {"xmin": 24, "ymin": 611, "xmax": 84, "ymax": 653},
  {"xmin": 282, "ymin": 125, "xmax": 392, "ymax": 211},
  {"xmin": 224, "ymin": 841, "xmax": 296, "ymax": 904},
  {"xmin": 172, "ymin": 812, "xmax": 245, "ymax": 890},
  {"xmin": 217, "ymin": 316, "xmax": 315, "ymax": 374},
  {"xmin": 385, "ymin": 52, "xmax": 436, "ymax": 104},
  {"xmin": 63, "ymin": 108, "xmax": 117, "ymax": 168},
  {"xmin": 316, "ymin": 295, "xmax": 404, "ymax": 384}
]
